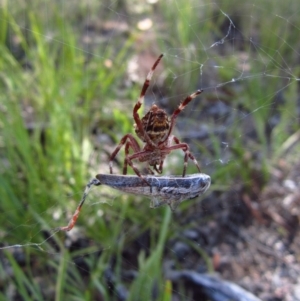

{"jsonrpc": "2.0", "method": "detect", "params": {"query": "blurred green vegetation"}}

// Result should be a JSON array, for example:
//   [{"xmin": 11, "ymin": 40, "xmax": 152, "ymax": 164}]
[{"xmin": 0, "ymin": 0, "xmax": 300, "ymax": 300}]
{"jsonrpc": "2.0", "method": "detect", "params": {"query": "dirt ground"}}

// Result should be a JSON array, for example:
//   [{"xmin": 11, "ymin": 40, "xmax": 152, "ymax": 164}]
[{"xmin": 163, "ymin": 157, "xmax": 300, "ymax": 300}]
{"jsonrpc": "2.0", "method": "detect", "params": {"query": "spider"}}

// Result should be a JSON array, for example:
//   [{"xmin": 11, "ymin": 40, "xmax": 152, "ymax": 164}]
[{"xmin": 109, "ymin": 54, "xmax": 203, "ymax": 181}]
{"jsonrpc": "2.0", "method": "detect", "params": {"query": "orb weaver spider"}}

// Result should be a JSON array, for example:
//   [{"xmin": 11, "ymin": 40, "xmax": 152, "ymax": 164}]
[{"xmin": 109, "ymin": 54, "xmax": 203, "ymax": 181}]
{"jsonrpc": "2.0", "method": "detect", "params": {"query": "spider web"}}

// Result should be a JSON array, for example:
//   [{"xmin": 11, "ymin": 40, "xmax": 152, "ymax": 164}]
[{"xmin": 1, "ymin": 0, "xmax": 300, "ymax": 300}]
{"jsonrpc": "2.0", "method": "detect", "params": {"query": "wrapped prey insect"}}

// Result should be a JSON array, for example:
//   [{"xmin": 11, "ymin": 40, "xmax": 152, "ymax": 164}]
[{"xmin": 57, "ymin": 173, "xmax": 211, "ymax": 231}]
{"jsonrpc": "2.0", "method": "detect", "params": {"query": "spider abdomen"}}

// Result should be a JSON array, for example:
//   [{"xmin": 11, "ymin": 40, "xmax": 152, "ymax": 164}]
[{"xmin": 135, "ymin": 104, "xmax": 170, "ymax": 143}]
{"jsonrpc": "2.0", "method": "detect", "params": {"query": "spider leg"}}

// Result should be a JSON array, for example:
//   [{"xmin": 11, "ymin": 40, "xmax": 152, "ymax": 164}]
[
  {"xmin": 173, "ymin": 136, "xmax": 201, "ymax": 176},
  {"xmin": 124, "ymin": 156, "xmax": 150, "ymax": 185},
  {"xmin": 109, "ymin": 134, "xmax": 141, "ymax": 174},
  {"xmin": 147, "ymin": 165, "xmax": 156, "ymax": 175},
  {"xmin": 153, "ymin": 161, "xmax": 164, "ymax": 174},
  {"xmin": 123, "ymin": 141, "xmax": 131, "ymax": 175},
  {"xmin": 161, "ymin": 137, "xmax": 201, "ymax": 176},
  {"xmin": 133, "ymin": 54, "xmax": 164, "ymax": 147},
  {"xmin": 125, "ymin": 150, "xmax": 163, "ymax": 185},
  {"xmin": 182, "ymin": 152, "xmax": 189, "ymax": 177},
  {"xmin": 109, "ymin": 134, "xmax": 151, "ymax": 185},
  {"xmin": 162, "ymin": 89, "xmax": 203, "ymax": 143},
  {"xmin": 158, "ymin": 160, "xmax": 164, "ymax": 173},
  {"xmin": 153, "ymin": 165, "xmax": 160, "ymax": 174}
]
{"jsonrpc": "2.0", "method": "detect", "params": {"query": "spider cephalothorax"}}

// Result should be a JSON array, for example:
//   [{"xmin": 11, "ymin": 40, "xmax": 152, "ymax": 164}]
[{"xmin": 109, "ymin": 54, "xmax": 203, "ymax": 181}]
